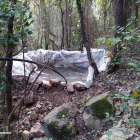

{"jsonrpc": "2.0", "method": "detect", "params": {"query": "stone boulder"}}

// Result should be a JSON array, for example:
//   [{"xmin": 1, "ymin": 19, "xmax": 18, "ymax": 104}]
[
  {"xmin": 83, "ymin": 92, "xmax": 113, "ymax": 129},
  {"xmin": 36, "ymin": 79, "xmax": 43, "ymax": 85},
  {"xmin": 30, "ymin": 123, "xmax": 45, "ymax": 137},
  {"xmin": 50, "ymin": 79, "xmax": 61, "ymax": 85},
  {"xmin": 67, "ymin": 82, "xmax": 74, "ymax": 93},
  {"xmin": 100, "ymin": 130, "xmax": 128, "ymax": 140},
  {"xmin": 29, "ymin": 110, "xmax": 38, "ymax": 121},
  {"xmin": 13, "ymin": 75, "xmax": 24, "ymax": 82},
  {"xmin": 31, "ymin": 83, "xmax": 39, "ymax": 92},
  {"xmin": 73, "ymin": 83, "xmax": 87, "ymax": 91},
  {"xmin": 100, "ymin": 126, "xmax": 135, "ymax": 140},
  {"xmin": 41, "ymin": 103, "xmax": 77, "ymax": 139},
  {"xmin": 24, "ymin": 91, "xmax": 34, "ymax": 105},
  {"xmin": 22, "ymin": 130, "xmax": 30, "ymax": 140},
  {"xmin": 42, "ymin": 80, "xmax": 52, "ymax": 89},
  {"xmin": 28, "ymin": 77, "xmax": 34, "ymax": 83}
]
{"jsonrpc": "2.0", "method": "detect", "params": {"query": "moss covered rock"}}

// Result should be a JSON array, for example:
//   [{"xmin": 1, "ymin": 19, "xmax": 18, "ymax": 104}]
[
  {"xmin": 83, "ymin": 92, "xmax": 114, "ymax": 129},
  {"xmin": 41, "ymin": 103, "xmax": 77, "ymax": 139},
  {"xmin": 56, "ymin": 108, "xmax": 69, "ymax": 119}
]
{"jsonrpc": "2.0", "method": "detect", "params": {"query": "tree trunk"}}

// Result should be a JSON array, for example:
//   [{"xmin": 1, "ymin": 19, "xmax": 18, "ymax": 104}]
[
  {"xmin": 65, "ymin": 0, "xmax": 69, "ymax": 50},
  {"xmin": 40, "ymin": 34, "xmax": 43, "ymax": 48},
  {"xmin": 60, "ymin": 7, "xmax": 64, "ymax": 50},
  {"xmin": 6, "ymin": 0, "xmax": 17, "ymax": 115},
  {"xmin": 76, "ymin": 0, "xmax": 99, "ymax": 77},
  {"xmin": 114, "ymin": 0, "xmax": 124, "ymax": 38},
  {"xmin": 44, "ymin": 34, "xmax": 48, "ymax": 50},
  {"xmin": 103, "ymin": 0, "xmax": 107, "ymax": 34},
  {"xmin": 107, "ymin": 0, "xmax": 128, "ymax": 74}
]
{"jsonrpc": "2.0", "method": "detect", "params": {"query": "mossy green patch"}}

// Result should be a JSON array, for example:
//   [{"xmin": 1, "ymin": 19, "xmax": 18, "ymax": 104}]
[
  {"xmin": 56, "ymin": 108, "xmax": 69, "ymax": 119},
  {"xmin": 63, "ymin": 124, "xmax": 72, "ymax": 134},
  {"xmin": 47, "ymin": 121, "xmax": 59, "ymax": 135},
  {"xmin": 47, "ymin": 121, "xmax": 73, "ymax": 139},
  {"xmin": 90, "ymin": 96, "xmax": 113, "ymax": 120}
]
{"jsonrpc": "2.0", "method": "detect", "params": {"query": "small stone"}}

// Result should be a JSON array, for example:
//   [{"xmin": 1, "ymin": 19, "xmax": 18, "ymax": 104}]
[
  {"xmin": 12, "ymin": 96, "xmax": 18, "ymax": 100},
  {"xmin": 50, "ymin": 79, "xmax": 61, "ymax": 85},
  {"xmin": 30, "ymin": 123, "xmax": 45, "ymax": 137},
  {"xmin": 67, "ymin": 82, "xmax": 74, "ymax": 93},
  {"xmin": 30, "ymin": 107, "xmax": 37, "ymax": 111},
  {"xmin": 36, "ymin": 101, "xmax": 42, "ymax": 109},
  {"xmin": 30, "ymin": 111, "xmax": 38, "ymax": 120},
  {"xmin": 24, "ymin": 91, "xmax": 34, "ymax": 105},
  {"xmin": 137, "ymin": 72, "xmax": 140, "ymax": 76},
  {"xmin": 28, "ymin": 77, "xmax": 34, "ymax": 83},
  {"xmin": 22, "ymin": 130, "xmax": 30, "ymax": 140},
  {"xmin": 73, "ymin": 83, "xmax": 87, "ymax": 91},
  {"xmin": 23, "ymin": 118, "xmax": 30, "ymax": 125},
  {"xmin": 36, "ymin": 79, "xmax": 43, "ymax": 85},
  {"xmin": 13, "ymin": 75, "xmax": 24, "ymax": 82},
  {"xmin": 42, "ymin": 80, "xmax": 52, "ymax": 89},
  {"xmin": 21, "ymin": 90, "xmax": 24, "ymax": 94},
  {"xmin": 31, "ymin": 83, "xmax": 39, "ymax": 92},
  {"xmin": 20, "ymin": 117, "xmax": 29, "ymax": 125},
  {"xmin": 48, "ymin": 106, "xmax": 52, "ymax": 110},
  {"xmin": 19, "ymin": 130, "xmax": 23, "ymax": 134}
]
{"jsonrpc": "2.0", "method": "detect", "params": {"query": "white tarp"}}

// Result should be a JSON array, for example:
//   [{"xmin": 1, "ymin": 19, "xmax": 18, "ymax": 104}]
[
  {"xmin": 12, "ymin": 49, "xmax": 110, "ymax": 88},
  {"xmin": 27, "ymin": 49, "xmax": 109, "ymax": 69},
  {"xmin": 12, "ymin": 53, "xmax": 38, "ymax": 76}
]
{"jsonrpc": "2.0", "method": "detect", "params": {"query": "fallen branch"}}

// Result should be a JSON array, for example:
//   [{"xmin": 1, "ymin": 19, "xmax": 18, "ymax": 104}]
[
  {"xmin": 60, "ymin": 51, "xmax": 73, "ymax": 68},
  {"xmin": 26, "ymin": 67, "xmax": 36, "ymax": 86},
  {"xmin": 7, "ymin": 62, "xmax": 48, "ymax": 140}
]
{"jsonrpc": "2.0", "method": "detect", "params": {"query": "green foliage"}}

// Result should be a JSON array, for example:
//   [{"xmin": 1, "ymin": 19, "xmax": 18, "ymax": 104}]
[
  {"xmin": 107, "ymin": 130, "xmax": 112, "ymax": 137},
  {"xmin": 121, "ymin": 129, "xmax": 126, "ymax": 134},
  {"xmin": 96, "ymin": 18, "xmax": 140, "ymax": 57},
  {"xmin": 123, "ymin": 102, "xmax": 129, "ymax": 111},
  {"xmin": 132, "ymin": 89, "xmax": 139, "ymax": 98},
  {"xmin": 0, "ymin": 1, "xmax": 34, "ymax": 50},
  {"xmin": 107, "ymin": 93, "xmax": 140, "ymax": 137},
  {"xmin": 0, "ymin": 70, "xmax": 6, "ymax": 99}
]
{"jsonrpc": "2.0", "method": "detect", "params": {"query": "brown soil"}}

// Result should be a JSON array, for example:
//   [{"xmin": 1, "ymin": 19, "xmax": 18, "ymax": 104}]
[{"xmin": 0, "ymin": 68, "xmax": 140, "ymax": 140}]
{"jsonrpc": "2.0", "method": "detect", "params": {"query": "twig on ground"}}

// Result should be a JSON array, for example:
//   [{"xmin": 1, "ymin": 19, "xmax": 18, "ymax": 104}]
[
  {"xmin": 7, "ymin": 62, "xmax": 48, "ymax": 140},
  {"xmin": 26, "ymin": 67, "xmax": 36, "ymax": 86}
]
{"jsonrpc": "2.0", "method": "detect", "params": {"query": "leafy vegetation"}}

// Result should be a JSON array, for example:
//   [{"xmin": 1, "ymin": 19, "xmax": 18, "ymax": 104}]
[{"xmin": 0, "ymin": 0, "xmax": 140, "ymax": 139}]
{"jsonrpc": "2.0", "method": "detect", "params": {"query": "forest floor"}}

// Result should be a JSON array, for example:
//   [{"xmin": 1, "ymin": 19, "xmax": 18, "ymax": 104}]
[{"xmin": 0, "ymin": 67, "xmax": 140, "ymax": 140}]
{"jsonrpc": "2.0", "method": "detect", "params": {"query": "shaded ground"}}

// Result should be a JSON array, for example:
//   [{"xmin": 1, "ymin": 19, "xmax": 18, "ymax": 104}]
[{"xmin": 0, "ymin": 67, "xmax": 140, "ymax": 140}]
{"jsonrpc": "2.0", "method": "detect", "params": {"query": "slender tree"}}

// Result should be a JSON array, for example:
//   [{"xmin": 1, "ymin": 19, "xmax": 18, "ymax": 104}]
[
  {"xmin": 6, "ymin": 0, "xmax": 17, "ymax": 115},
  {"xmin": 76, "ymin": 0, "xmax": 99, "ymax": 77}
]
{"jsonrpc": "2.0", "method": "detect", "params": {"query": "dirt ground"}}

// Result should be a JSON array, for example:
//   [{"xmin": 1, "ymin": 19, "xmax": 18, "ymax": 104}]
[{"xmin": 0, "ymin": 68, "xmax": 140, "ymax": 140}]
